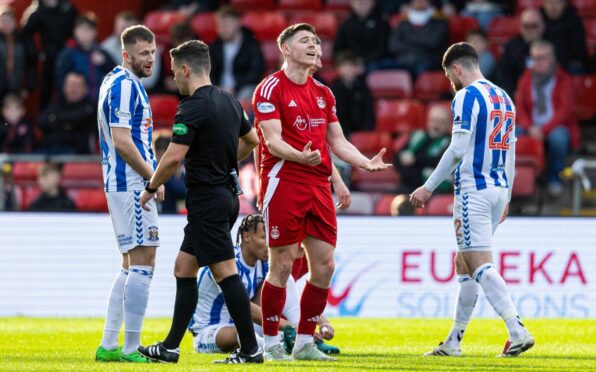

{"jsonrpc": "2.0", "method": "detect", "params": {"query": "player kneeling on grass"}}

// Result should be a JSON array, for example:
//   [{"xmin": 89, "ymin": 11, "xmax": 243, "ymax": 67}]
[{"xmin": 188, "ymin": 213, "xmax": 339, "ymax": 360}]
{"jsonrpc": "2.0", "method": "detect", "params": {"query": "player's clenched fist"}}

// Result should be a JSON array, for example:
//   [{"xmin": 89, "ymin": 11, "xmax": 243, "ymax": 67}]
[{"xmin": 299, "ymin": 141, "xmax": 322, "ymax": 166}]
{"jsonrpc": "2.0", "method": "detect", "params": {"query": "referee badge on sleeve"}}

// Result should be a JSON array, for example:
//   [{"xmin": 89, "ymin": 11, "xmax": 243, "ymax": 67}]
[{"xmin": 173, "ymin": 123, "xmax": 188, "ymax": 135}]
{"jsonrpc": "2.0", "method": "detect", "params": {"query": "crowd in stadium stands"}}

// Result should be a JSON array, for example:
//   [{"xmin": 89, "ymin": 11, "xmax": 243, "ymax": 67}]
[{"xmin": 1, "ymin": 0, "xmax": 595, "ymax": 214}]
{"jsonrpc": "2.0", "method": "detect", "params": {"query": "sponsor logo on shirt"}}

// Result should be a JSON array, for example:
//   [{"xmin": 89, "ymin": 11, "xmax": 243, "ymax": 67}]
[
  {"xmin": 173, "ymin": 123, "xmax": 188, "ymax": 135},
  {"xmin": 257, "ymin": 102, "xmax": 275, "ymax": 113},
  {"xmin": 309, "ymin": 118, "xmax": 325, "ymax": 128},
  {"xmin": 316, "ymin": 96, "xmax": 326, "ymax": 109},
  {"xmin": 115, "ymin": 108, "xmax": 131, "ymax": 120},
  {"xmin": 293, "ymin": 116, "xmax": 308, "ymax": 131}
]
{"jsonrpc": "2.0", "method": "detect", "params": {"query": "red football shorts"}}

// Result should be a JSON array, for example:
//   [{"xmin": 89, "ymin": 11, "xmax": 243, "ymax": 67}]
[{"xmin": 262, "ymin": 178, "xmax": 337, "ymax": 248}]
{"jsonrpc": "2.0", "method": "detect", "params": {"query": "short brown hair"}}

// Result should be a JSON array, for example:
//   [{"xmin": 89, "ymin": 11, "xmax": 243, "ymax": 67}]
[
  {"xmin": 121, "ymin": 25, "xmax": 155, "ymax": 50},
  {"xmin": 277, "ymin": 23, "xmax": 316, "ymax": 49},
  {"xmin": 216, "ymin": 5, "xmax": 241, "ymax": 19},
  {"xmin": 170, "ymin": 40, "xmax": 211, "ymax": 75},
  {"xmin": 75, "ymin": 12, "xmax": 98, "ymax": 29},
  {"xmin": 442, "ymin": 42, "xmax": 479, "ymax": 70}
]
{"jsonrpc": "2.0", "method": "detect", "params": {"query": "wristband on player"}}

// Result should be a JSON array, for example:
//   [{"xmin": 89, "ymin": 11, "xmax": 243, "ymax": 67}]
[{"xmin": 145, "ymin": 184, "xmax": 158, "ymax": 193}]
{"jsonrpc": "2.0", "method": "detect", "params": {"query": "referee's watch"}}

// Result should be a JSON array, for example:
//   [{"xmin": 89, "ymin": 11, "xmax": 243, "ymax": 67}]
[{"xmin": 145, "ymin": 184, "xmax": 158, "ymax": 194}]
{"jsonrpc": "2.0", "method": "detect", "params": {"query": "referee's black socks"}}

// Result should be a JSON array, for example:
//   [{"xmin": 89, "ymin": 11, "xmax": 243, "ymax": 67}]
[
  {"xmin": 163, "ymin": 277, "xmax": 198, "ymax": 350},
  {"xmin": 219, "ymin": 274, "xmax": 259, "ymax": 354}
]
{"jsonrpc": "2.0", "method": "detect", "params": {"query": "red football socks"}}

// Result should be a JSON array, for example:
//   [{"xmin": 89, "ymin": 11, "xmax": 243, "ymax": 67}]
[
  {"xmin": 261, "ymin": 280, "xmax": 286, "ymax": 336},
  {"xmin": 297, "ymin": 281, "xmax": 329, "ymax": 335}
]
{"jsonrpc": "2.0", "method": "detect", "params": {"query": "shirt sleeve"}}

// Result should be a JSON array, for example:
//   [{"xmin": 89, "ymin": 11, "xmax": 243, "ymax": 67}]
[
  {"xmin": 451, "ymin": 88, "xmax": 477, "ymax": 135},
  {"xmin": 109, "ymin": 79, "xmax": 138, "ymax": 129},
  {"xmin": 171, "ymin": 99, "xmax": 205, "ymax": 146},
  {"xmin": 324, "ymin": 86, "xmax": 340, "ymax": 124},
  {"xmin": 239, "ymin": 108, "xmax": 253, "ymax": 137},
  {"xmin": 253, "ymin": 77, "xmax": 281, "ymax": 122}
]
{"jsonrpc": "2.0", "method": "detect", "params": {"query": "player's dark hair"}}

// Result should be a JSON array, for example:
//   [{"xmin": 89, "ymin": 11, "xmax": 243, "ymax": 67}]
[
  {"xmin": 334, "ymin": 50, "xmax": 361, "ymax": 68},
  {"xmin": 442, "ymin": 42, "xmax": 479, "ymax": 70},
  {"xmin": 115, "ymin": 10, "xmax": 139, "ymax": 24},
  {"xmin": 236, "ymin": 213, "xmax": 264, "ymax": 246},
  {"xmin": 277, "ymin": 23, "xmax": 316, "ymax": 49},
  {"xmin": 121, "ymin": 25, "xmax": 154, "ymax": 50},
  {"xmin": 170, "ymin": 39, "xmax": 211, "ymax": 76},
  {"xmin": 216, "ymin": 5, "xmax": 241, "ymax": 19},
  {"xmin": 75, "ymin": 12, "xmax": 98, "ymax": 29}
]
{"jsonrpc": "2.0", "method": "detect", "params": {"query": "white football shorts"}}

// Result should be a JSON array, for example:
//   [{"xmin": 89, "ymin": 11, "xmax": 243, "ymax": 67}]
[
  {"xmin": 453, "ymin": 187, "xmax": 508, "ymax": 251},
  {"xmin": 106, "ymin": 190, "xmax": 159, "ymax": 253},
  {"xmin": 193, "ymin": 324, "xmax": 234, "ymax": 354}
]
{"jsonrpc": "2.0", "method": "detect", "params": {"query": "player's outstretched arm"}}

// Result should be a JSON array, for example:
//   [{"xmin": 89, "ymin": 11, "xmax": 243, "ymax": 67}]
[
  {"xmin": 260, "ymin": 119, "xmax": 321, "ymax": 165},
  {"xmin": 326, "ymin": 122, "xmax": 391, "ymax": 172}
]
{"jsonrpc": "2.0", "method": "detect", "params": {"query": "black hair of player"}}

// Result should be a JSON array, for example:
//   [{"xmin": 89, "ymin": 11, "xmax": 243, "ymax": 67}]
[
  {"xmin": 442, "ymin": 42, "xmax": 479, "ymax": 70},
  {"xmin": 170, "ymin": 39, "xmax": 211, "ymax": 76},
  {"xmin": 235, "ymin": 213, "xmax": 264, "ymax": 246},
  {"xmin": 277, "ymin": 23, "xmax": 317, "ymax": 49}
]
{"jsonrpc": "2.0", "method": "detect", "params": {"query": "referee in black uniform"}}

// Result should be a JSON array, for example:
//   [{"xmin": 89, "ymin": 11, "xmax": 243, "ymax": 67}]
[{"xmin": 138, "ymin": 40, "xmax": 262, "ymax": 364}]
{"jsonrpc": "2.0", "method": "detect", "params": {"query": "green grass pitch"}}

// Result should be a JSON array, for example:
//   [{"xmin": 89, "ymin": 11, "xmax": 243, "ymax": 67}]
[{"xmin": 1, "ymin": 318, "xmax": 594, "ymax": 371}]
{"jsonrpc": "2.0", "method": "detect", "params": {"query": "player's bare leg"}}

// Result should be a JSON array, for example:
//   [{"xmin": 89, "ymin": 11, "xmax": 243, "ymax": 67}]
[
  {"xmin": 463, "ymin": 251, "xmax": 534, "ymax": 357},
  {"xmin": 262, "ymin": 243, "xmax": 298, "ymax": 361},
  {"xmin": 291, "ymin": 236, "xmax": 336, "ymax": 361}
]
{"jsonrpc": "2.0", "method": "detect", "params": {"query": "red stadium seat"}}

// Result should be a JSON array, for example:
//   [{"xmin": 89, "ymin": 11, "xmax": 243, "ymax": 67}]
[
  {"xmin": 325, "ymin": 0, "xmax": 351, "ymax": 10},
  {"xmin": 374, "ymin": 194, "xmax": 398, "ymax": 216},
  {"xmin": 571, "ymin": 0, "xmax": 596, "ymax": 18},
  {"xmin": 61, "ymin": 163, "xmax": 103, "ymax": 188},
  {"xmin": 515, "ymin": 135, "xmax": 545, "ymax": 174},
  {"xmin": 572, "ymin": 74, "xmax": 596, "ymax": 121},
  {"xmin": 416, "ymin": 194, "xmax": 453, "ymax": 216},
  {"xmin": 143, "ymin": 11, "xmax": 187, "ymax": 45},
  {"xmin": 512, "ymin": 165, "xmax": 537, "ymax": 197},
  {"xmin": 426, "ymin": 100, "xmax": 452, "ymax": 118},
  {"xmin": 487, "ymin": 16, "xmax": 519, "ymax": 45},
  {"xmin": 584, "ymin": 19, "xmax": 596, "ymax": 52},
  {"xmin": 190, "ymin": 12, "xmax": 218, "ymax": 44},
  {"xmin": 68, "ymin": 189, "xmax": 109, "ymax": 212},
  {"xmin": 242, "ymin": 11, "xmax": 287, "ymax": 41},
  {"xmin": 414, "ymin": 71, "xmax": 452, "ymax": 101},
  {"xmin": 149, "ymin": 94, "xmax": 179, "ymax": 129},
  {"xmin": 367, "ymin": 70, "xmax": 413, "ymax": 99},
  {"xmin": 231, "ymin": 0, "xmax": 275, "ymax": 11},
  {"xmin": 289, "ymin": 12, "xmax": 337, "ymax": 39},
  {"xmin": 351, "ymin": 167, "xmax": 400, "ymax": 192},
  {"xmin": 279, "ymin": 0, "xmax": 322, "ymax": 11},
  {"xmin": 515, "ymin": 0, "xmax": 542, "ymax": 14},
  {"xmin": 261, "ymin": 40, "xmax": 282, "ymax": 71},
  {"xmin": 316, "ymin": 67, "xmax": 338, "ymax": 84},
  {"xmin": 11, "ymin": 162, "xmax": 43, "ymax": 185},
  {"xmin": 19, "ymin": 185, "xmax": 41, "ymax": 210},
  {"xmin": 448, "ymin": 16, "xmax": 479, "ymax": 44},
  {"xmin": 375, "ymin": 99, "xmax": 426, "ymax": 134},
  {"xmin": 320, "ymin": 39, "xmax": 333, "ymax": 66},
  {"xmin": 349, "ymin": 131, "xmax": 393, "ymax": 158},
  {"xmin": 239, "ymin": 98, "xmax": 253, "ymax": 117}
]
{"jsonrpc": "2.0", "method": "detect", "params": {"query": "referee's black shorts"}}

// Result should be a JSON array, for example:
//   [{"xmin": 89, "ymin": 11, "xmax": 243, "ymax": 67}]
[{"xmin": 180, "ymin": 184, "xmax": 239, "ymax": 267}]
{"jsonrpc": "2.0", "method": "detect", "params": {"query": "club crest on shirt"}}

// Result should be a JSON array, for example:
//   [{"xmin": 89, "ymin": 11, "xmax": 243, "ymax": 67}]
[
  {"xmin": 271, "ymin": 226, "xmax": 280, "ymax": 240},
  {"xmin": 257, "ymin": 102, "xmax": 275, "ymax": 113},
  {"xmin": 316, "ymin": 97, "xmax": 326, "ymax": 109},
  {"xmin": 148, "ymin": 226, "xmax": 159, "ymax": 241}
]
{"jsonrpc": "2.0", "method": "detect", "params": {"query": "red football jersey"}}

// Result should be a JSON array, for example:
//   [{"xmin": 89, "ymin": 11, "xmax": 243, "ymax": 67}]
[{"xmin": 253, "ymin": 70, "xmax": 339, "ymax": 187}]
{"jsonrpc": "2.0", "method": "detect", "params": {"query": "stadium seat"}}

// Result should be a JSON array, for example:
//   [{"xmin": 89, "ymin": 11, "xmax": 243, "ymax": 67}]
[
  {"xmin": 414, "ymin": 71, "xmax": 452, "ymax": 101},
  {"xmin": 337, "ymin": 191, "xmax": 374, "ymax": 215},
  {"xmin": 374, "ymin": 194, "xmax": 398, "ymax": 216},
  {"xmin": 288, "ymin": 12, "xmax": 337, "ymax": 39},
  {"xmin": 515, "ymin": 0, "xmax": 542, "ymax": 14},
  {"xmin": 279, "ymin": 0, "xmax": 323, "ymax": 11},
  {"xmin": 367, "ymin": 70, "xmax": 413, "ymax": 99},
  {"xmin": 325, "ymin": 0, "xmax": 351, "ymax": 10},
  {"xmin": 448, "ymin": 16, "xmax": 479, "ymax": 44},
  {"xmin": 375, "ymin": 99, "xmax": 426, "ymax": 134},
  {"xmin": 512, "ymin": 164, "xmax": 537, "ymax": 197},
  {"xmin": 149, "ymin": 94, "xmax": 179, "ymax": 129},
  {"xmin": 261, "ymin": 40, "xmax": 282, "ymax": 71},
  {"xmin": 572, "ymin": 74, "xmax": 596, "ymax": 121},
  {"xmin": 320, "ymin": 39, "xmax": 333, "ymax": 66},
  {"xmin": 239, "ymin": 98, "xmax": 253, "ymax": 117},
  {"xmin": 143, "ymin": 11, "xmax": 187, "ymax": 45},
  {"xmin": 515, "ymin": 135, "xmax": 545, "ymax": 174},
  {"xmin": 242, "ymin": 11, "xmax": 287, "ymax": 41},
  {"xmin": 190, "ymin": 12, "xmax": 218, "ymax": 44},
  {"xmin": 571, "ymin": 0, "xmax": 596, "ymax": 18},
  {"xmin": 584, "ymin": 19, "xmax": 596, "ymax": 53},
  {"xmin": 349, "ymin": 131, "xmax": 393, "ymax": 158},
  {"xmin": 316, "ymin": 67, "xmax": 338, "ymax": 84},
  {"xmin": 68, "ymin": 189, "xmax": 109, "ymax": 212},
  {"xmin": 426, "ymin": 100, "xmax": 452, "ymax": 117},
  {"xmin": 61, "ymin": 163, "xmax": 103, "ymax": 189},
  {"xmin": 351, "ymin": 167, "xmax": 400, "ymax": 193},
  {"xmin": 11, "ymin": 162, "xmax": 43, "ymax": 185},
  {"xmin": 19, "ymin": 185, "xmax": 41, "ymax": 210},
  {"xmin": 231, "ymin": 0, "xmax": 275, "ymax": 11},
  {"xmin": 487, "ymin": 16, "xmax": 519, "ymax": 45},
  {"xmin": 416, "ymin": 194, "xmax": 453, "ymax": 216}
]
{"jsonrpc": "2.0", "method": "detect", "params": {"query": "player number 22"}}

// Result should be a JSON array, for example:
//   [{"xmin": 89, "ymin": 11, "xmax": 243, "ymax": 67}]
[{"xmin": 489, "ymin": 111, "xmax": 514, "ymax": 150}]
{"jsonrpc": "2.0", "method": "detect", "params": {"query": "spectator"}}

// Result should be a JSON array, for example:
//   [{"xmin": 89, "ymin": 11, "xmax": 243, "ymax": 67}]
[
  {"xmin": 171, "ymin": 0, "xmax": 222, "ymax": 16},
  {"xmin": 21, "ymin": 0, "xmax": 78, "ymax": 109},
  {"xmin": 0, "ymin": 94, "xmax": 32, "ymax": 153},
  {"xmin": 37, "ymin": 72, "xmax": 96, "ymax": 154},
  {"xmin": 55, "ymin": 12, "xmax": 115, "ymax": 102},
  {"xmin": 162, "ymin": 22, "xmax": 197, "ymax": 94},
  {"xmin": 393, "ymin": 105, "xmax": 452, "ymax": 193},
  {"xmin": 495, "ymin": 8, "xmax": 545, "ymax": 96},
  {"xmin": 209, "ymin": 6, "xmax": 264, "ymax": 100},
  {"xmin": 28, "ymin": 162, "xmax": 76, "ymax": 212},
  {"xmin": 333, "ymin": 0, "xmax": 391, "ymax": 68},
  {"xmin": 461, "ymin": 0, "xmax": 503, "ymax": 31},
  {"xmin": 330, "ymin": 51, "xmax": 375, "ymax": 138},
  {"xmin": 515, "ymin": 40, "xmax": 580, "ymax": 197},
  {"xmin": 541, "ymin": 0, "xmax": 589, "ymax": 73},
  {"xmin": 154, "ymin": 132, "xmax": 186, "ymax": 214},
  {"xmin": 0, "ymin": 5, "xmax": 36, "ymax": 100},
  {"xmin": 466, "ymin": 29, "xmax": 495, "ymax": 79},
  {"xmin": 387, "ymin": 0, "xmax": 449, "ymax": 76},
  {"xmin": 101, "ymin": 11, "xmax": 162, "ymax": 92}
]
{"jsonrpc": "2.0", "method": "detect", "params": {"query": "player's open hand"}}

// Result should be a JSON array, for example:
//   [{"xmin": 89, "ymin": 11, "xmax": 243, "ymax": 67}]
[
  {"xmin": 410, "ymin": 186, "xmax": 432, "ymax": 208},
  {"xmin": 300, "ymin": 141, "xmax": 322, "ymax": 166},
  {"xmin": 499, "ymin": 203, "xmax": 509, "ymax": 224},
  {"xmin": 334, "ymin": 180, "xmax": 351, "ymax": 209},
  {"xmin": 363, "ymin": 148, "xmax": 392, "ymax": 172}
]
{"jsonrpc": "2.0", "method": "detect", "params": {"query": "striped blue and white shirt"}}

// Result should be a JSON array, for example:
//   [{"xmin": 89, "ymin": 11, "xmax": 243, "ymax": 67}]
[
  {"xmin": 452, "ymin": 79, "xmax": 516, "ymax": 195},
  {"xmin": 189, "ymin": 246, "xmax": 268, "ymax": 333},
  {"xmin": 97, "ymin": 66, "xmax": 156, "ymax": 192}
]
